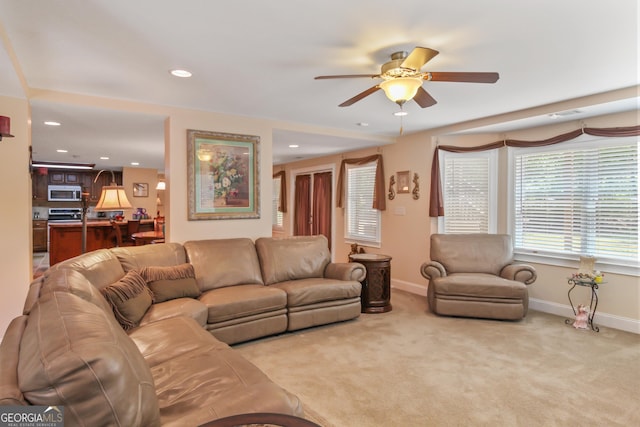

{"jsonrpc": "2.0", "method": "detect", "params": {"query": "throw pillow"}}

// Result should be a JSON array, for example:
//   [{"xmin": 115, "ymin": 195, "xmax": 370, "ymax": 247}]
[
  {"xmin": 138, "ymin": 263, "xmax": 200, "ymax": 303},
  {"xmin": 101, "ymin": 270, "xmax": 153, "ymax": 330}
]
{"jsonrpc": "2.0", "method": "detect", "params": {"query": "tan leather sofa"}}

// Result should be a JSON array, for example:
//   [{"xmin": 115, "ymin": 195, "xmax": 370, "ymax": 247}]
[
  {"xmin": 0, "ymin": 235, "xmax": 364, "ymax": 426},
  {"xmin": 420, "ymin": 234, "xmax": 537, "ymax": 320}
]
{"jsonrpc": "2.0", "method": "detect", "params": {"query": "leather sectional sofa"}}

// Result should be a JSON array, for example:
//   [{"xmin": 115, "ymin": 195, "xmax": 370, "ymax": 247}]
[{"xmin": 0, "ymin": 235, "xmax": 365, "ymax": 426}]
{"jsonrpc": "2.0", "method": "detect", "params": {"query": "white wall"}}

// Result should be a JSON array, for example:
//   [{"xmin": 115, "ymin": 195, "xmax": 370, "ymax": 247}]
[
  {"xmin": 0, "ymin": 96, "xmax": 31, "ymax": 338},
  {"xmin": 123, "ymin": 166, "xmax": 160, "ymax": 219}
]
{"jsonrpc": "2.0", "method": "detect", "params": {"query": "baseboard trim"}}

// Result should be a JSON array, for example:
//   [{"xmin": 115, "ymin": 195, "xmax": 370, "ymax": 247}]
[
  {"xmin": 391, "ymin": 281, "xmax": 639, "ymax": 334},
  {"xmin": 391, "ymin": 279, "xmax": 427, "ymax": 296},
  {"xmin": 529, "ymin": 298, "xmax": 640, "ymax": 335}
]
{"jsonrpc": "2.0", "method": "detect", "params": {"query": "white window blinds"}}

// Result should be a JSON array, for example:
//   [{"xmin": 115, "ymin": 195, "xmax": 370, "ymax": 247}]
[
  {"xmin": 513, "ymin": 139, "xmax": 638, "ymax": 265},
  {"xmin": 272, "ymin": 176, "xmax": 283, "ymax": 228},
  {"xmin": 345, "ymin": 163, "xmax": 380, "ymax": 245},
  {"xmin": 441, "ymin": 152, "xmax": 495, "ymax": 233}
]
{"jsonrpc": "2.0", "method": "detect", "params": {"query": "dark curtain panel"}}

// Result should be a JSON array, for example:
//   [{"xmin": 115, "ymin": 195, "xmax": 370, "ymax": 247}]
[
  {"xmin": 312, "ymin": 171, "xmax": 332, "ymax": 248},
  {"xmin": 429, "ymin": 125, "xmax": 640, "ymax": 217},
  {"xmin": 294, "ymin": 174, "xmax": 311, "ymax": 236}
]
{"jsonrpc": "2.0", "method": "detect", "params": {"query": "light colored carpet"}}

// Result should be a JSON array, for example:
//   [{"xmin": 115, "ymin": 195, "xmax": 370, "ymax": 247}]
[{"xmin": 235, "ymin": 290, "xmax": 640, "ymax": 427}]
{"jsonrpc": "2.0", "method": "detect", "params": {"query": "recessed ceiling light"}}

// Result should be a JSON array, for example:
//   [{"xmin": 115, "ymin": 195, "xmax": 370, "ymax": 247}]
[
  {"xmin": 357, "ymin": 122, "xmax": 369, "ymax": 127},
  {"xmin": 393, "ymin": 111, "xmax": 408, "ymax": 117},
  {"xmin": 170, "ymin": 69, "xmax": 192, "ymax": 78},
  {"xmin": 288, "ymin": 144, "xmax": 299, "ymax": 148},
  {"xmin": 100, "ymin": 156, "xmax": 110, "ymax": 160},
  {"xmin": 131, "ymin": 162, "xmax": 140, "ymax": 166},
  {"xmin": 56, "ymin": 149, "xmax": 68, "ymax": 153},
  {"xmin": 44, "ymin": 121, "xmax": 61, "ymax": 126}
]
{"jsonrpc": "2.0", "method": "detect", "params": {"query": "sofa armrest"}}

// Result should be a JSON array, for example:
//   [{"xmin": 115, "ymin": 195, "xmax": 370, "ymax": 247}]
[
  {"xmin": 420, "ymin": 261, "xmax": 446, "ymax": 280},
  {"xmin": 324, "ymin": 262, "xmax": 366, "ymax": 282},
  {"xmin": 500, "ymin": 263, "xmax": 537, "ymax": 285}
]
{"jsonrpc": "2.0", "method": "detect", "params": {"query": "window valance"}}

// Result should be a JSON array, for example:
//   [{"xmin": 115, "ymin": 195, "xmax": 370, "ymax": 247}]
[
  {"xmin": 336, "ymin": 154, "xmax": 386, "ymax": 211},
  {"xmin": 429, "ymin": 125, "xmax": 640, "ymax": 217}
]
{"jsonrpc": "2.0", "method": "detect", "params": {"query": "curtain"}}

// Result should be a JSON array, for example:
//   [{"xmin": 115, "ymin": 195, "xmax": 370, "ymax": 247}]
[
  {"xmin": 336, "ymin": 154, "xmax": 386, "ymax": 211},
  {"xmin": 429, "ymin": 125, "xmax": 640, "ymax": 217},
  {"xmin": 294, "ymin": 174, "xmax": 311, "ymax": 235},
  {"xmin": 273, "ymin": 170, "xmax": 287, "ymax": 213},
  {"xmin": 312, "ymin": 172, "xmax": 332, "ymax": 247}
]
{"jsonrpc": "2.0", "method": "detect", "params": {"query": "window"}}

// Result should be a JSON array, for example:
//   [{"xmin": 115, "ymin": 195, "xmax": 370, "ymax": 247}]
[
  {"xmin": 345, "ymin": 162, "xmax": 380, "ymax": 246},
  {"xmin": 439, "ymin": 150, "xmax": 497, "ymax": 233},
  {"xmin": 272, "ymin": 176, "xmax": 283, "ymax": 228},
  {"xmin": 510, "ymin": 137, "xmax": 638, "ymax": 269}
]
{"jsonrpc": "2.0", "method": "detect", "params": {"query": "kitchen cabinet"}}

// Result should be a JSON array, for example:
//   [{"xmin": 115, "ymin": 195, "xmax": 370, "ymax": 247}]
[
  {"xmin": 33, "ymin": 220, "xmax": 48, "ymax": 252},
  {"xmin": 49, "ymin": 171, "xmax": 81, "ymax": 185},
  {"xmin": 31, "ymin": 169, "xmax": 123, "ymax": 202},
  {"xmin": 31, "ymin": 172, "xmax": 48, "ymax": 201}
]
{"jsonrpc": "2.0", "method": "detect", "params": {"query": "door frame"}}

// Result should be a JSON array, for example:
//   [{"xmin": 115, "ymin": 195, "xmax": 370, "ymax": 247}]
[{"xmin": 289, "ymin": 163, "xmax": 336, "ymax": 259}]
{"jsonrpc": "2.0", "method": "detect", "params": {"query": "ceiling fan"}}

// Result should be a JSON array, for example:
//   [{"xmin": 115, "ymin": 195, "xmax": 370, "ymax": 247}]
[{"xmin": 315, "ymin": 46, "xmax": 499, "ymax": 109}]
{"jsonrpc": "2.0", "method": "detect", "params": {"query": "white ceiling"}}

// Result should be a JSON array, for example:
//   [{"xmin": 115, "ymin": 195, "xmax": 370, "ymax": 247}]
[{"xmin": 0, "ymin": 0, "xmax": 638, "ymax": 171}]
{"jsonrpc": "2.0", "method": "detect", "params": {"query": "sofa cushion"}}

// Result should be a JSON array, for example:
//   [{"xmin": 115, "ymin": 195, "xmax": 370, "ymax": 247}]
[
  {"xmin": 432, "ymin": 273, "xmax": 527, "ymax": 300},
  {"xmin": 255, "ymin": 236, "xmax": 331, "ymax": 285},
  {"xmin": 18, "ymin": 291, "xmax": 161, "ymax": 427},
  {"xmin": 0, "ymin": 316, "xmax": 28, "ymax": 405},
  {"xmin": 430, "ymin": 234, "xmax": 514, "ymax": 276},
  {"xmin": 272, "ymin": 278, "xmax": 362, "ymax": 307},
  {"xmin": 101, "ymin": 270, "xmax": 153, "ymax": 330},
  {"xmin": 199, "ymin": 284, "xmax": 287, "ymax": 324},
  {"xmin": 139, "ymin": 263, "xmax": 200, "ymax": 303},
  {"xmin": 140, "ymin": 298, "xmax": 209, "ymax": 327},
  {"xmin": 39, "ymin": 268, "xmax": 113, "ymax": 314},
  {"xmin": 112, "ymin": 242, "xmax": 187, "ymax": 272},
  {"xmin": 129, "ymin": 316, "xmax": 302, "ymax": 426},
  {"xmin": 184, "ymin": 238, "xmax": 264, "ymax": 291},
  {"xmin": 50, "ymin": 248, "xmax": 125, "ymax": 290}
]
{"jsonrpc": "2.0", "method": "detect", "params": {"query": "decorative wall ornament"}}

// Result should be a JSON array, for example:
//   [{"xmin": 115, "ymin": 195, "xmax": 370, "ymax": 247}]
[
  {"xmin": 396, "ymin": 170, "xmax": 410, "ymax": 193},
  {"xmin": 412, "ymin": 173, "xmax": 420, "ymax": 200},
  {"xmin": 187, "ymin": 129, "xmax": 260, "ymax": 220},
  {"xmin": 388, "ymin": 175, "xmax": 396, "ymax": 200}
]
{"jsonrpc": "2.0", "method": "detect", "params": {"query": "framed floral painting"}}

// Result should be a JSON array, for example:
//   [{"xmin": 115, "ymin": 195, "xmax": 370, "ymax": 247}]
[{"xmin": 187, "ymin": 129, "xmax": 260, "ymax": 220}]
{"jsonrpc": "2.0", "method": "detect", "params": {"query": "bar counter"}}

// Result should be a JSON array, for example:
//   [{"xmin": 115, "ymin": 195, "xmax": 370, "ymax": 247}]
[{"xmin": 49, "ymin": 219, "xmax": 154, "ymax": 266}]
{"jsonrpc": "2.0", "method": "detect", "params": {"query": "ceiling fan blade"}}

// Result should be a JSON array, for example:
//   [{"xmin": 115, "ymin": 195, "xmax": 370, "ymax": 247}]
[
  {"xmin": 339, "ymin": 85, "xmax": 381, "ymax": 107},
  {"xmin": 401, "ymin": 47, "xmax": 439, "ymax": 70},
  {"xmin": 427, "ymin": 72, "xmax": 499, "ymax": 83},
  {"xmin": 315, "ymin": 74, "xmax": 379, "ymax": 80},
  {"xmin": 413, "ymin": 87, "xmax": 438, "ymax": 108}
]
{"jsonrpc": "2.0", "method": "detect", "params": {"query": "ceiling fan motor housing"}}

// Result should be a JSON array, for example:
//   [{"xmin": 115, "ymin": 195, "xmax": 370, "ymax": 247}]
[{"xmin": 381, "ymin": 51, "xmax": 419, "ymax": 78}]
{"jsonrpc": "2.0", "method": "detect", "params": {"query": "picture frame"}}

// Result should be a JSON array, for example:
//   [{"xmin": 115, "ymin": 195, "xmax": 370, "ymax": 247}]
[
  {"xmin": 396, "ymin": 170, "xmax": 410, "ymax": 193},
  {"xmin": 187, "ymin": 129, "xmax": 260, "ymax": 220},
  {"xmin": 133, "ymin": 182, "xmax": 149, "ymax": 197}
]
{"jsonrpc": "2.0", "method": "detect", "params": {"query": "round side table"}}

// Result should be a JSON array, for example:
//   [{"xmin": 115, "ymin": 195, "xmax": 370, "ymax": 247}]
[{"xmin": 349, "ymin": 253, "xmax": 392, "ymax": 313}]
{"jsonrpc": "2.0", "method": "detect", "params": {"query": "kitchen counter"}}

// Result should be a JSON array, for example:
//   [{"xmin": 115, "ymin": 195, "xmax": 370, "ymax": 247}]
[{"xmin": 49, "ymin": 220, "xmax": 155, "ymax": 265}]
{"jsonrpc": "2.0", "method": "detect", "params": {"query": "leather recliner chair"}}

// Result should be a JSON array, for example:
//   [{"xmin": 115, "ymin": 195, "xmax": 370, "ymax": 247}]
[{"xmin": 420, "ymin": 233, "xmax": 537, "ymax": 320}]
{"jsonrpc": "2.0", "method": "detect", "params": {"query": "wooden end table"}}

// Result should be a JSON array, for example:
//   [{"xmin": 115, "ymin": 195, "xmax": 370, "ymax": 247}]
[{"xmin": 348, "ymin": 253, "xmax": 392, "ymax": 313}]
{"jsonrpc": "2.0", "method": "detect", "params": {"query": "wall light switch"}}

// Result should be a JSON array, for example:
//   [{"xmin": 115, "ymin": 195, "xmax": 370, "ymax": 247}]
[{"xmin": 394, "ymin": 206, "xmax": 406, "ymax": 216}]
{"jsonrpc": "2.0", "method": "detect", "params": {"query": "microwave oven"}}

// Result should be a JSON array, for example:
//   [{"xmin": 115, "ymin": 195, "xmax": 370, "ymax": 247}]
[{"xmin": 48, "ymin": 185, "xmax": 83, "ymax": 202}]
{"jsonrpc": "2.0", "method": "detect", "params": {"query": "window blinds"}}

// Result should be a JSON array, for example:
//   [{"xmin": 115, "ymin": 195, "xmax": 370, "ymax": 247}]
[
  {"xmin": 346, "ymin": 163, "xmax": 380, "ymax": 244},
  {"xmin": 443, "ymin": 156, "xmax": 490, "ymax": 233},
  {"xmin": 514, "ymin": 142, "xmax": 638, "ymax": 263}
]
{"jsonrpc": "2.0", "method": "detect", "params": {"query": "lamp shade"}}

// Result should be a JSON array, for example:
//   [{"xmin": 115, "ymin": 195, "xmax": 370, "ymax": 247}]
[
  {"xmin": 95, "ymin": 186, "xmax": 133, "ymax": 211},
  {"xmin": 379, "ymin": 77, "xmax": 423, "ymax": 104},
  {"xmin": 156, "ymin": 181, "xmax": 166, "ymax": 190}
]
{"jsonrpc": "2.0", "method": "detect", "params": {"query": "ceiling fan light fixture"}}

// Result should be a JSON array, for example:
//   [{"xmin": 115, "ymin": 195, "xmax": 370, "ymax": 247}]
[{"xmin": 379, "ymin": 77, "xmax": 423, "ymax": 105}]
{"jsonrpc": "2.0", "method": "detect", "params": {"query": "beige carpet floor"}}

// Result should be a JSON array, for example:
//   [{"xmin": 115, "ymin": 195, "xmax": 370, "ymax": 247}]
[{"xmin": 235, "ymin": 290, "xmax": 640, "ymax": 427}]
